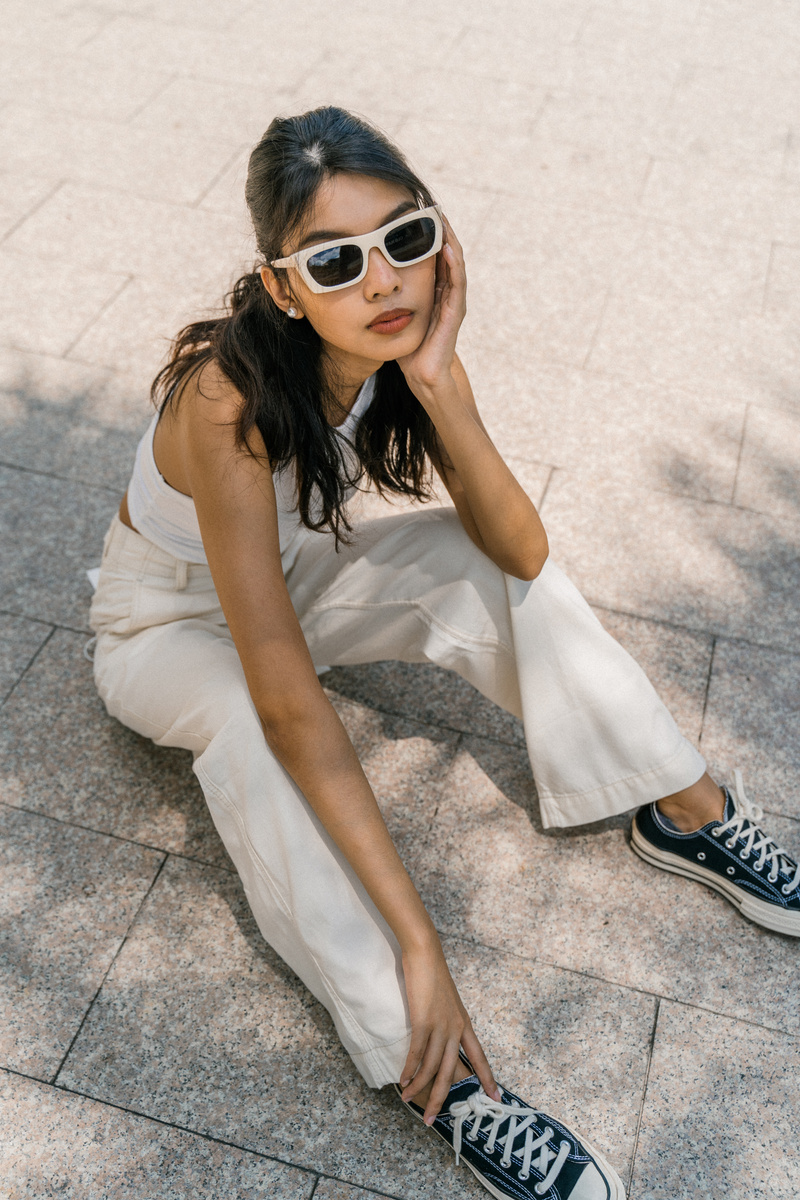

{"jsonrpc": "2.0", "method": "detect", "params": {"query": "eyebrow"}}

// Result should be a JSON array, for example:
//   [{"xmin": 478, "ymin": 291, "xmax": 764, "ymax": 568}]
[{"xmin": 296, "ymin": 200, "xmax": 418, "ymax": 251}]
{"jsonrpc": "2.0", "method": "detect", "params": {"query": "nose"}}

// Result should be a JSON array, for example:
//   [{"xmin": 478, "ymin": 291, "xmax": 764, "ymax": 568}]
[{"xmin": 363, "ymin": 245, "xmax": 401, "ymax": 298}]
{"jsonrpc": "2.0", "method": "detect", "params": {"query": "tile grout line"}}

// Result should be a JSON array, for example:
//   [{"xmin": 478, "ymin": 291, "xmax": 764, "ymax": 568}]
[
  {"xmin": 61, "ymin": 274, "xmax": 135, "ymax": 361},
  {"xmin": 51, "ymin": 853, "xmax": 169, "ymax": 1086},
  {"xmin": 0, "ymin": 625, "xmax": 55, "ymax": 709},
  {"xmin": 0, "ymin": 456, "xmax": 121, "ymax": 494},
  {"xmin": 444, "ymin": 931, "xmax": 800, "ymax": 1041},
  {"xmin": 122, "ymin": 72, "xmax": 180, "ymax": 126},
  {"xmin": 761, "ymin": 243, "xmax": 776, "ymax": 317},
  {"xmin": 0, "ymin": 178, "xmax": 68, "ymax": 248},
  {"xmin": 2, "ymin": 1063, "xmax": 405, "ymax": 1200},
  {"xmin": 0, "ymin": 799, "xmax": 238, "ymax": 876},
  {"xmin": 626, "ymin": 996, "xmax": 660, "ymax": 1195},
  {"xmin": 189, "ymin": 143, "xmax": 249, "ymax": 210},
  {"xmin": 696, "ymin": 634, "xmax": 717, "ymax": 747},
  {"xmin": 728, "ymin": 403, "xmax": 750, "ymax": 506}
]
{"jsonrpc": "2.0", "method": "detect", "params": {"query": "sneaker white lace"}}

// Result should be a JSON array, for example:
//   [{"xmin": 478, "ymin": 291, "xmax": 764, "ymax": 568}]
[
  {"xmin": 449, "ymin": 1088, "xmax": 570, "ymax": 1191},
  {"xmin": 714, "ymin": 770, "xmax": 800, "ymax": 895}
]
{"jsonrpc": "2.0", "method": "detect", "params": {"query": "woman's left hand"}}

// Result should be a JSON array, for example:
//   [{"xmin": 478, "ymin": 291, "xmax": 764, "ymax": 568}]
[{"xmin": 397, "ymin": 215, "xmax": 466, "ymax": 396}]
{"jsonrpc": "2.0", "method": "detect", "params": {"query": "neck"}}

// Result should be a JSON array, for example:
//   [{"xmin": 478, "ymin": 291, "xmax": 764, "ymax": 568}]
[{"xmin": 321, "ymin": 341, "xmax": 381, "ymax": 416}]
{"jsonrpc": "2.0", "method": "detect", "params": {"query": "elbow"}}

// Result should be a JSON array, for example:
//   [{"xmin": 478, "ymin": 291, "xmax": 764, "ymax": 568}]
[{"xmin": 503, "ymin": 533, "xmax": 549, "ymax": 582}]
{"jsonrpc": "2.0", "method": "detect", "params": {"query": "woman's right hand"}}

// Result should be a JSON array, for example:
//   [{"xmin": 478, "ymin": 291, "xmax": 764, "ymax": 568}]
[{"xmin": 400, "ymin": 940, "xmax": 501, "ymax": 1123}]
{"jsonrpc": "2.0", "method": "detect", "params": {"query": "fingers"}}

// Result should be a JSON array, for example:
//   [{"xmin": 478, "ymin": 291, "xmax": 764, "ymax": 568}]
[
  {"xmin": 399, "ymin": 1031, "xmax": 428, "ymax": 1095},
  {"xmin": 423, "ymin": 1038, "xmax": 460, "ymax": 1125},
  {"xmin": 461, "ymin": 1023, "xmax": 501, "ymax": 1103}
]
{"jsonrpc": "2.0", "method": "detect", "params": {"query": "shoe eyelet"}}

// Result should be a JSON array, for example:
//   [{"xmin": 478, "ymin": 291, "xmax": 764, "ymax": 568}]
[
  {"xmin": 768, "ymin": 874, "xmax": 778, "ymax": 884},
  {"xmin": 753, "ymin": 862, "xmax": 763, "ymax": 872},
  {"xmin": 711, "ymin": 828, "xmax": 722, "ymax": 837},
  {"xmin": 534, "ymin": 1187, "xmax": 546, "ymax": 1197},
  {"xmin": 739, "ymin": 850, "xmax": 749, "ymax": 861},
  {"xmin": 518, "ymin": 1171, "xmax": 530, "ymax": 1181},
  {"xmin": 697, "ymin": 852, "xmax": 706, "ymax": 861},
  {"xmin": 725, "ymin": 839, "xmax": 736, "ymax": 849},
  {"xmin": 781, "ymin": 885, "xmax": 792, "ymax": 896},
  {"xmin": 726, "ymin": 866, "xmax": 735, "ymax": 876}
]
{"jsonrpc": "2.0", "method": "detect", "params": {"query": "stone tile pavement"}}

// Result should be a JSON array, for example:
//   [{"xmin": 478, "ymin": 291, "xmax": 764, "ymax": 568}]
[{"xmin": 1, "ymin": 0, "xmax": 798, "ymax": 1196}]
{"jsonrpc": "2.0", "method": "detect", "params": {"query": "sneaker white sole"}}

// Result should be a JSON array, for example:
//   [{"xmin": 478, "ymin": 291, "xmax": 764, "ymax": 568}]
[
  {"xmin": 631, "ymin": 822, "xmax": 800, "ymax": 937},
  {"xmin": 404, "ymin": 1099, "xmax": 626, "ymax": 1200}
]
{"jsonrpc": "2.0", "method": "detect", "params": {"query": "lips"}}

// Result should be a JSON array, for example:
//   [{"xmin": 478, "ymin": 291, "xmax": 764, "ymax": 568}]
[{"xmin": 368, "ymin": 308, "xmax": 413, "ymax": 334}]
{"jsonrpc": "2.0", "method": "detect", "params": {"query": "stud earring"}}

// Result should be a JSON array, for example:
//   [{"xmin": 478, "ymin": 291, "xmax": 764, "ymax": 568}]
[{"xmin": 287, "ymin": 306, "xmax": 298, "ymax": 318}]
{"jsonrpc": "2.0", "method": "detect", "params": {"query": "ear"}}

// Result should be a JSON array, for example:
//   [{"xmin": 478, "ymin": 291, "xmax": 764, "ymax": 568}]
[{"xmin": 260, "ymin": 266, "xmax": 303, "ymax": 318}]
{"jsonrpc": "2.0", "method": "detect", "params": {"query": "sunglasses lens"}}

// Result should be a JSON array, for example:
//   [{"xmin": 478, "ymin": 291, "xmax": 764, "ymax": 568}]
[
  {"xmin": 306, "ymin": 243, "xmax": 364, "ymax": 288},
  {"xmin": 385, "ymin": 216, "xmax": 437, "ymax": 263}
]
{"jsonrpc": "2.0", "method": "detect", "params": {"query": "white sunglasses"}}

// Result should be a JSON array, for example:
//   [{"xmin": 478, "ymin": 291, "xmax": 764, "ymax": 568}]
[{"xmin": 270, "ymin": 204, "xmax": 443, "ymax": 293}]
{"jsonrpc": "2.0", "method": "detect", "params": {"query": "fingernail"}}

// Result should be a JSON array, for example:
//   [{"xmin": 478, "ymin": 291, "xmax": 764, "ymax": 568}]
[
  {"xmin": 492, "ymin": 1088, "xmax": 502, "ymax": 1102},
  {"xmin": 424, "ymin": 1114, "xmax": 435, "ymax": 1126},
  {"xmin": 400, "ymin": 1078, "xmax": 410, "ymax": 1088}
]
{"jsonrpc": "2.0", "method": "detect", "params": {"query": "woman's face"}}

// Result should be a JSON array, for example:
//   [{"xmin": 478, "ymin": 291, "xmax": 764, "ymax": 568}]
[{"xmin": 263, "ymin": 173, "xmax": 437, "ymax": 391}]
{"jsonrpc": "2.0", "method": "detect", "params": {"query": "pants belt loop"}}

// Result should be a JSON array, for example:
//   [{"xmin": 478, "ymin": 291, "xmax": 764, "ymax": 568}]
[{"xmin": 175, "ymin": 558, "xmax": 188, "ymax": 591}]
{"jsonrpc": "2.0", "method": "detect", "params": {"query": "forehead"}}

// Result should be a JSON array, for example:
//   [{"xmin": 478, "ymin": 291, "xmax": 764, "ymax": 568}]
[{"xmin": 296, "ymin": 173, "xmax": 417, "ymax": 243}]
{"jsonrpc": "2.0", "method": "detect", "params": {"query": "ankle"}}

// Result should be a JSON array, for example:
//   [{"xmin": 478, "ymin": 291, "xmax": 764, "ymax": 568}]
[{"xmin": 656, "ymin": 773, "xmax": 726, "ymax": 833}]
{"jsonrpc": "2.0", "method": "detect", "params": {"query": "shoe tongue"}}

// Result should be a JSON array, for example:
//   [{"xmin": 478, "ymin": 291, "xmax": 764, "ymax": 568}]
[{"xmin": 441, "ymin": 1074, "xmax": 480, "ymax": 1111}]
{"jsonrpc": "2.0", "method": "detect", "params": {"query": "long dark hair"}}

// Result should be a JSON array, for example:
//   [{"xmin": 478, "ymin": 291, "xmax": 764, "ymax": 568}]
[{"xmin": 151, "ymin": 106, "xmax": 439, "ymax": 544}]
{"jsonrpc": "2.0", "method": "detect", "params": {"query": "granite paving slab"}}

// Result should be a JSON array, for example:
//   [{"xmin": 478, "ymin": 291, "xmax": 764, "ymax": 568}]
[
  {"xmin": 539, "ymin": 471, "xmax": 800, "ymax": 651},
  {"xmin": 0, "ymin": 356, "xmax": 149, "ymax": 492},
  {"xmin": 313, "ymin": 1182, "xmax": 394, "ymax": 1200},
  {"xmin": 587, "ymin": 295, "xmax": 799, "ymax": 411},
  {"xmin": 0, "ymin": 51, "xmax": 173, "ymax": 124},
  {"xmin": 733, "ymin": 404, "xmax": 800, "ymax": 523},
  {"xmin": 0, "ymin": 628, "xmax": 230, "ymax": 866},
  {"xmin": 699, "ymin": 638, "xmax": 800, "ymax": 823},
  {"xmin": 0, "ymin": 173, "xmax": 63, "ymax": 243},
  {"xmin": 459, "ymin": 203, "xmax": 644, "ymax": 369},
  {"xmin": 0, "ymin": 105, "xmax": 241, "ymax": 208},
  {"xmin": 472, "ymin": 355, "xmax": 745, "ymax": 502},
  {"xmin": 0, "ymin": 467, "xmax": 118, "ymax": 629},
  {"xmin": 631, "ymin": 1001, "xmax": 800, "ymax": 1200},
  {"xmin": 55, "ymin": 854, "xmax": 650, "ymax": 1198},
  {"xmin": 54, "ymin": 855, "xmax": 480, "ymax": 1200},
  {"xmin": 0, "ymin": 613, "xmax": 51, "ymax": 704},
  {"xmin": 5, "ymin": 183, "xmax": 255, "ymax": 288},
  {"xmin": 765, "ymin": 243, "xmax": 800, "ymax": 319},
  {"xmin": 0, "ymin": 805, "xmax": 163, "ymax": 1078},
  {"xmin": 0, "ymin": 1070, "xmax": 314, "ymax": 1200},
  {"xmin": 0, "ymin": 248, "xmax": 130, "ymax": 360},
  {"xmin": 641, "ymin": 158, "xmax": 800, "ymax": 243},
  {"xmin": 412, "ymin": 737, "xmax": 800, "ymax": 1035}
]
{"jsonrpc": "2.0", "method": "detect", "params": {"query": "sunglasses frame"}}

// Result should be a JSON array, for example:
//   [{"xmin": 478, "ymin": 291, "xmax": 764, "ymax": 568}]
[{"xmin": 270, "ymin": 204, "xmax": 444, "ymax": 294}]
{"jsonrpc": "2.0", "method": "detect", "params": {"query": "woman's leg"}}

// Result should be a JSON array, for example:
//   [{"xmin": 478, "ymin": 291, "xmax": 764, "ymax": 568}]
[
  {"xmin": 286, "ymin": 508, "xmax": 707, "ymax": 830},
  {"xmin": 90, "ymin": 518, "xmax": 412, "ymax": 1089}
]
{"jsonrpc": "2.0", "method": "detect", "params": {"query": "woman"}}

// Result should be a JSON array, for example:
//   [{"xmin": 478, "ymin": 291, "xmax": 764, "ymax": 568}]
[{"xmin": 90, "ymin": 107, "xmax": 800, "ymax": 1200}]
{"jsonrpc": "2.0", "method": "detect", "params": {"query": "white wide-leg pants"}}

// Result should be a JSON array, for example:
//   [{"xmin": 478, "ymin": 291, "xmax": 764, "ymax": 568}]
[{"xmin": 90, "ymin": 509, "xmax": 705, "ymax": 1087}]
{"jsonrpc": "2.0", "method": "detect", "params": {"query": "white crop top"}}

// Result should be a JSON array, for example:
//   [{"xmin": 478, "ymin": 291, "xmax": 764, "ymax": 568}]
[{"xmin": 127, "ymin": 373, "xmax": 377, "ymax": 565}]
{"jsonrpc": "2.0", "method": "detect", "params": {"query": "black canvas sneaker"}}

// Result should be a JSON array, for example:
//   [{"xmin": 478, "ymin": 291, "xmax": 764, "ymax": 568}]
[
  {"xmin": 396, "ymin": 1070, "xmax": 625, "ymax": 1199},
  {"xmin": 631, "ymin": 770, "xmax": 800, "ymax": 936}
]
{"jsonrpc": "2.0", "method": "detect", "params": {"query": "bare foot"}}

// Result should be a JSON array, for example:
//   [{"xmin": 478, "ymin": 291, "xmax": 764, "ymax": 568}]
[{"xmin": 656, "ymin": 771, "xmax": 726, "ymax": 833}]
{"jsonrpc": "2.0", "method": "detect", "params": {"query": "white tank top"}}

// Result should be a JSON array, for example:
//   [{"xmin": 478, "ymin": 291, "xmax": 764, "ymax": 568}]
[{"xmin": 127, "ymin": 374, "xmax": 377, "ymax": 565}]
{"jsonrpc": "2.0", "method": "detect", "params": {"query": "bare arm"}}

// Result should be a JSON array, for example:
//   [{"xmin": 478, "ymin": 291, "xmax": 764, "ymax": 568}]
[
  {"xmin": 175, "ymin": 367, "xmax": 499, "ymax": 1118},
  {"xmin": 398, "ymin": 222, "xmax": 548, "ymax": 581}
]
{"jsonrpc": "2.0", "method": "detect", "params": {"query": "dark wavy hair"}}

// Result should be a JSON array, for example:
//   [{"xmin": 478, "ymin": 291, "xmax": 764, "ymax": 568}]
[{"xmin": 151, "ymin": 106, "xmax": 439, "ymax": 544}]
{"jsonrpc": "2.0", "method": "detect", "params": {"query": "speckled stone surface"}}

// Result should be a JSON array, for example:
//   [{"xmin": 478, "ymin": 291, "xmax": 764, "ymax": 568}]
[
  {"xmin": 0, "ymin": 805, "xmax": 163, "ymax": 1077},
  {"xmin": 3, "ymin": 0, "xmax": 800, "ymax": 1195},
  {"xmin": 699, "ymin": 639, "xmax": 800, "ymax": 823},
  {"xmin": 0, "ymin": 628, "xmax": 229, "ymax": 866},
  {"xmin": 55, "ymin": 851, "xmax": 649, "ymax": 1198},
  {"xmin": 413, "ymin": 737, "xmax": 800, "ymax": 1036},
  {"xmin": 0, "ymin": 467, "xmax": 117, "ymax": 630},
  {"xmin": 541, "ymin": 472, "xmax": 800, "ymax": 651},
  {"xmin": 55, "ymin": 855, "xmax": 482, "ymax": 1200},
  {"xmin": 632, "ymin": 1002, "xmax": 800, "ymax": 1200},
  {"xmin": 0, "ymin": 612, "xmax": 51, "ymax": 704},
  {"xmin": 0, "ymin": 1071, "xmax": 315, "ymax": 1200}
]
